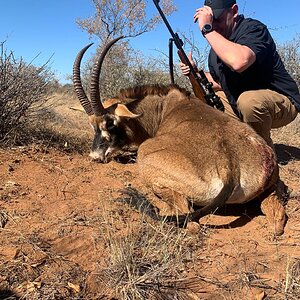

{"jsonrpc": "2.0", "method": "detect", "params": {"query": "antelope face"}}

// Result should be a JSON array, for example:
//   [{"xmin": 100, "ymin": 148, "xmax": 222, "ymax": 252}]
[
  {"xmin": 88, "ymin": 112, "xmax": 125, "ymax": 162},
  {"xmin": 87, "ymin": 103, "xmax": 141, "ymax": 163}
]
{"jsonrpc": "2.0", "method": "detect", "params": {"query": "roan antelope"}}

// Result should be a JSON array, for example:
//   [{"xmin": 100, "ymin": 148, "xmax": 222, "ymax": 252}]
[{"xmin": 73, "ymin": 37, "xmax": 287, "ymax": 235}]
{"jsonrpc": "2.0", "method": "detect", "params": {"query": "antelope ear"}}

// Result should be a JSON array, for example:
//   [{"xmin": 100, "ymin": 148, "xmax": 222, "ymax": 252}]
[
  {"xmin": 103, "ymin": 98, "xmax": 120, "ymax": 109},
  {"xmin": 114, "ymin": 104, "xmax": 141, "ymax": 119}
]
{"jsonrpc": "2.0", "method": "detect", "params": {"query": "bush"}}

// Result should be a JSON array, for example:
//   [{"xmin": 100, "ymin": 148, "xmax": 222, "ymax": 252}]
[
  {"xmin": 277, "ymin": 35, "xmax": 300, "ymax": 87},
  {"xmin": 0, "ymin": 41, "xmax": 54, "ymax": 143}
]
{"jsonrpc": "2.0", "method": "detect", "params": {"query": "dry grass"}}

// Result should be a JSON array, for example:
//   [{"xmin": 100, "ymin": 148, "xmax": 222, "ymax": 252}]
[
  {"xmin": 285, "ymin": 257, "xmax": 300, "ymax": 298},
  {"xmin": 0, "ymin": 210, "xmax": 9, "ymax": 228},
  {"xmin": 95, "ymin": 196, "xmax": 206, "ymax": 300},
  {"xmin": 272, "ymin": 114, "xmax": 300, "ymax": 147},
  {"xmin": 1, "ymin": 91, "xmax": 91, "ymax": 154}
]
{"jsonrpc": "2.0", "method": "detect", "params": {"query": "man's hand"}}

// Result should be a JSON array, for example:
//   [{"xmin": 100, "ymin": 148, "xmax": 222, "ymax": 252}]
[
  {"xmin": 179, "ymin": 52, "xmax": 197, "ymax": 76},
  {"xmin": 194, "ymin": 6, "xmax": 213, "ymax": 30}
]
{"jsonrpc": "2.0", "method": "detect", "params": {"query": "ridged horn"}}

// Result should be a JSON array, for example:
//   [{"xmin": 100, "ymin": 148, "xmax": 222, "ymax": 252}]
[
  {"xmin": 90, "ymin": 36, "xmax": 124, "ymax": 116},
  {"xmin": 73, "ymin": 43, "xmax": 94, "ymax": 116}
]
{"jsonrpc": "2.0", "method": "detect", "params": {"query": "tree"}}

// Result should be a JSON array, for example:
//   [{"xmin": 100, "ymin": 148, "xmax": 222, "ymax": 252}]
[
  {"xmin": 76, "ymin": 0, "xmax": 176, "ymax": 42},
  {"xmin": 75, "ymin": 0, "xmax": 176, "ymax": 99}
]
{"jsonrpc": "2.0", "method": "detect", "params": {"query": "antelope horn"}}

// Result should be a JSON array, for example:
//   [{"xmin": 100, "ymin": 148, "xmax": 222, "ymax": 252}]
[
  {"xmin": 90, "ymin": 36, "xmax": 124, "ymax": 116},
  {"xmin": 73, "ymin": 43, "xmax": 94, "ymax": 115}
]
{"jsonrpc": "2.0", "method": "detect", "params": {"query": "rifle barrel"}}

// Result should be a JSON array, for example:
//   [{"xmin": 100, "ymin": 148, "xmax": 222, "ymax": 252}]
[{"xmin": 152, "ymin": 0, "xmax": 224, "ymax": 111}]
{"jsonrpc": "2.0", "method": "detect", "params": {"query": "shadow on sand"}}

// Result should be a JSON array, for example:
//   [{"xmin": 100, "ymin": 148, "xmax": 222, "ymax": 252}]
[
  {"xmin": 0, "ymin": 289, "xmax": 19, "ymax": 300},
  {"xmin": 275, "ymin": 143, "xmax": 300, "ymax": 165},
  {"xmin": 119, "ymin": 187, "xmax": 267, "ymax": 230},
  {"xmin": 199, "ymin": 199, "xmax": 264, "ymax": 230}
]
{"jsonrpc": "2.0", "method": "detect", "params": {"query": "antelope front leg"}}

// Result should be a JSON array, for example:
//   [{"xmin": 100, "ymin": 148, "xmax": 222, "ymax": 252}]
[{"xmin": 260, "ymin": 181, "xmax": 288, "ymax": 236}]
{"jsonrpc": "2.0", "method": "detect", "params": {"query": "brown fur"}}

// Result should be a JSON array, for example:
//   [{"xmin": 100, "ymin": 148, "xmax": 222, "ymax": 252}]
[{"xmin": 117, "ymin": 84, "xmax": 191, "ymax": 102}]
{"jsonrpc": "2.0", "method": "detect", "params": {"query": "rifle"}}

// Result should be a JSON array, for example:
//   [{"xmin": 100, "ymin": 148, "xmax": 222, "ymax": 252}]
[{"xmin": 153, "ymin": 0, "xmax": 224, "ymax": 111}]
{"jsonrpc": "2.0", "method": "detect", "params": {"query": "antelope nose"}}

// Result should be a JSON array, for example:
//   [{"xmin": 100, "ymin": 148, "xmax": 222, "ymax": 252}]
[{"xmin": 89, "ymin": 150, "xmax": 104, "ymax": 162}]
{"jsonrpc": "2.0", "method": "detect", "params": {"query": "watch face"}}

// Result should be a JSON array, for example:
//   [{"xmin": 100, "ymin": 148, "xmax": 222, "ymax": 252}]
[
  {"xmin": 202, "ymin": 24, "xmax": 213, "ymax": 36},
  {"xmin": 204, "ymin": 24, "xmax": 212, "ymax": 31}
]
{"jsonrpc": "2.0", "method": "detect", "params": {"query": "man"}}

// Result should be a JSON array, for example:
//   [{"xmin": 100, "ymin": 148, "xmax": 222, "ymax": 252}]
[{"xmin": 180, "ymin": 0, "xmax": 300, "ymax": 148}]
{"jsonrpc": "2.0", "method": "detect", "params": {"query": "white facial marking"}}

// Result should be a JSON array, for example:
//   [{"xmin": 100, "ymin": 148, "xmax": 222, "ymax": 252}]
[
  {"xmin": 89, "ymin": 151, "xmax": 104, "ymax": 161},
  {"xmin": 101, "ymin": 130, "xmax": 110, "ymax": 140},
  {"xmin": 105, "ymin": 147, "xmax": 115, "ymax": 157},
  {"xmin": 114, "ymin": 115, "xmax": 121, "ymax": 125}
]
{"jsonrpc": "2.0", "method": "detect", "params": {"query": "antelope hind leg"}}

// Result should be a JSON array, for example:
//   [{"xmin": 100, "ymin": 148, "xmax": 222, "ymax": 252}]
[
  {"xmin": 260, "ymin": 181, "xmax": 288, "ymax": 236},
  {"xmin": 151, "ymin": 184, "xmax": 192, "ymax": 216}
]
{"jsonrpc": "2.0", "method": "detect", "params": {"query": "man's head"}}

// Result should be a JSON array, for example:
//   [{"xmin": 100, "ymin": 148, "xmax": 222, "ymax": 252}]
[
  {"xmin": 204, "ymin": 0, "xmax": 238, "ymax": 38},
  {"xmin": 204, "ymin": 0, "xmax": 236, "ymax": 19}
]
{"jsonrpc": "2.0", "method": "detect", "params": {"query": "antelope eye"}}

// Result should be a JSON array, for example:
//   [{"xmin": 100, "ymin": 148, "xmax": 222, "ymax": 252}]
[{"xmin": 105, "ymin": 118, "xmax": 115, "ymax": 131}]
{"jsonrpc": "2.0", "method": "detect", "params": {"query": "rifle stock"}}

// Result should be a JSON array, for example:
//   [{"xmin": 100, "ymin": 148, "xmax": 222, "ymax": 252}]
[{"xmin": 177, "ymin": 50, "xmax": 206, "ymax": 103}]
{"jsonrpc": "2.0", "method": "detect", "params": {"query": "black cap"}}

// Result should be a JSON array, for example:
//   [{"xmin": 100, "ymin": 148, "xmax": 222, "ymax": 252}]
[{"xmin": 204, "ymin": 0, "xmax": 236, "ymax": 19}]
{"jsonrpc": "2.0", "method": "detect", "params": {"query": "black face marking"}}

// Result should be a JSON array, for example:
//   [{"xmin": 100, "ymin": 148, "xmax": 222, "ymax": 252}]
[
  {"xmin": 104, "ymin": 116, "xmax": 115, "ymax": 131},
  {"xmin": 102, "ymin": 115, "xmax": 127, "ymax": 147},
  {"xmin": 91, "ymin": 126, "xmax": 109, "ymax": 153},
  {"xmin": 90, "ymin": 115, "xmax": 130, "ymax": 162}
]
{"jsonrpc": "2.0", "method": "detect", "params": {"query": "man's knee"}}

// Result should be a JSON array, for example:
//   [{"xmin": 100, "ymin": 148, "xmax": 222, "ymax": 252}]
[
  {"xmin": 237, "ymin": 91, "xmax": 273, "ymax": 147},
  {"xmin": 237, "ymin": 90, "xmax": 270, "ymax": 123}
]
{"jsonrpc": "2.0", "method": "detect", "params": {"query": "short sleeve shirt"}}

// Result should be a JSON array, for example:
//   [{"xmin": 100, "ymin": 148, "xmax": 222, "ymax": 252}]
[{"xmin": 208, "ymin": 15, "xmax": 300, "ymax": 112}]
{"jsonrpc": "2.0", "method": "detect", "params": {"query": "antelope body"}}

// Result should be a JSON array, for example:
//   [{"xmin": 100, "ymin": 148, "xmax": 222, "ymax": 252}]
[{"xmin": 73, "ymin": 38, "xmax": 287, "ymax": 235}]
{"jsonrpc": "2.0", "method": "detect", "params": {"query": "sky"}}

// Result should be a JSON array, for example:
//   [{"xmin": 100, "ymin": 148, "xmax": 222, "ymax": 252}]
[{"xmin": 1, "ymin": 0, "xmax": 299, "ymax": 84}]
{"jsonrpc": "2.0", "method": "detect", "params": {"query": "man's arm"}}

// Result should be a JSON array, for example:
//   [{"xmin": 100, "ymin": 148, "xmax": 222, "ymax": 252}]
[
  {"xmin": 194, "ymin": 6, "xmax": 256, "ymax": 73},
  {"xmin": 204, "ymin": 31, "xmax": 256, "ymax": 73}
]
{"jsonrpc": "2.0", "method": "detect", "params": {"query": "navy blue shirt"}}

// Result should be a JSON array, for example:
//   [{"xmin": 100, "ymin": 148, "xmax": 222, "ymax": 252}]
[{"xmin": 208, "ymin": 15, "xmax": 300, "ymax": 112}]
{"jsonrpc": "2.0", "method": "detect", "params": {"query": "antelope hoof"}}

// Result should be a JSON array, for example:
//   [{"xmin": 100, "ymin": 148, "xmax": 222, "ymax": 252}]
[
  {"xmin": 261, "ymin": 196, "xmax": 287, "ymax": 236},
  {"xmin": 186, "ymin": 221, "xmax": 201, "ymax": 234}
]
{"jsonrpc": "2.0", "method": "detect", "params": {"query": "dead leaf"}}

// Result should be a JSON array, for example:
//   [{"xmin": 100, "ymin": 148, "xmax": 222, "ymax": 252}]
[
  {"xmin": 255, "ymin": 290, "xmax": 265, "ymax": 300},
  {"xmin": 16, "ymin": 280, "xmax": 42, "ymax": 293},
  {"xmin": 68, "ymin": 282, "xmax": 80, "ymax": 293}
]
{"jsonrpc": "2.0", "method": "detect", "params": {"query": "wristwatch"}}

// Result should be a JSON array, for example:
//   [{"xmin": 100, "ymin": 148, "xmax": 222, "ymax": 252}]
[{"xmin": 202, "ymin": 24, "xmax": 213, "ymax": 37}]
